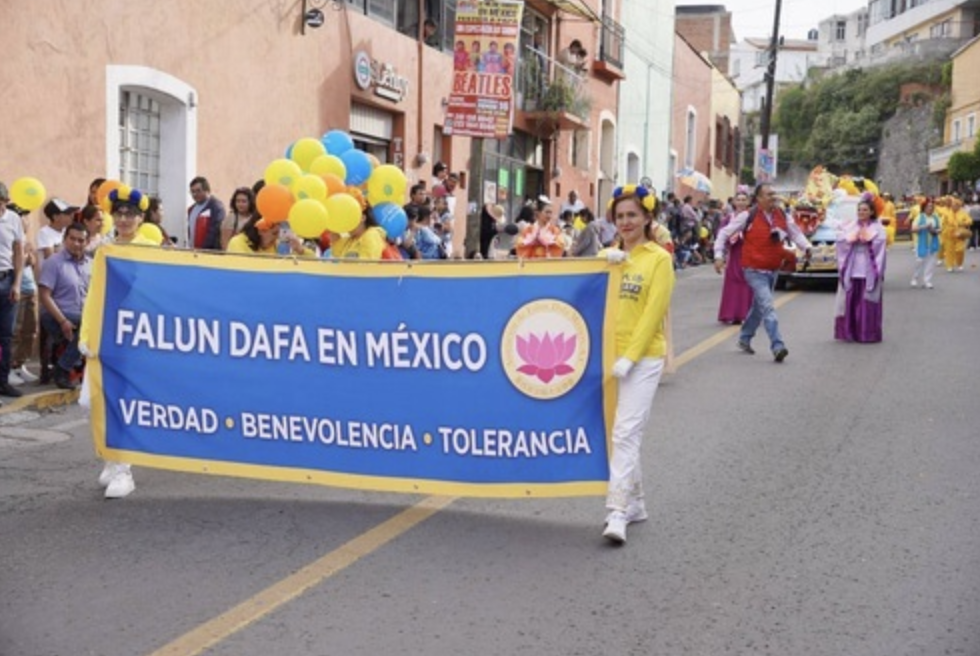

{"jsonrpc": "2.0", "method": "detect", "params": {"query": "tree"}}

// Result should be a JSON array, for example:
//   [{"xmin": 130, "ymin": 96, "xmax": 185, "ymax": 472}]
[{"xmin": 948, "ymin": 151, "xmax": 980, "ymax": 185}]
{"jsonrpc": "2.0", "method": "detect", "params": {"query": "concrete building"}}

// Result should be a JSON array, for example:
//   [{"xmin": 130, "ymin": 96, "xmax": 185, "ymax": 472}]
[
  {"xmin": 929, "ymin": 34, "xmax": 980, "ymax": 191},
  {"xmin": 816, "ymin": 8, "xmax": 871, "ymax": 68},
  {"xmin": 670, "ymin": 34, "xmax": 714, "ymax": 198},
  {"xmin": 617, "ymin": 0, "xmax": 676, "ymax": 196},
  {"xmin": 675, "ymin": 4, "xmax": 736, "ymax": 74},
  {"xmin": 728, "ymin": 37, "xmax": 824, "ymax": 114},
  {"xmin": 0, "ymin": 0, "xmax": 621, "ymax": 253},
  {"xmin": 865, "ymin": 0, "xmax": 980, "ymax": 65}
]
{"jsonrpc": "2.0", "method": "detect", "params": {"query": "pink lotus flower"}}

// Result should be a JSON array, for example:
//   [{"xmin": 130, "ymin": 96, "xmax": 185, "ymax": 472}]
[{"xmin": 516, "ymin": 331, "xmax": 577, "ymax": 383}]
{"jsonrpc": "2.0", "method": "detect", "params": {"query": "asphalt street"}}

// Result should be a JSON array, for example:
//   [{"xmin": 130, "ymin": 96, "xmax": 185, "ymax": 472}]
[{"xmin": 1, "ymin": 245, "xmax": 978, "ymax": 656}]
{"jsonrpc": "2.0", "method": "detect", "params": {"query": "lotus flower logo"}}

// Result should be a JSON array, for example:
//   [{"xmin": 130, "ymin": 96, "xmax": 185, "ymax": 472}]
[{"xmin": 516, "ymin": 332, "xmax": 577, "ymax": 383}]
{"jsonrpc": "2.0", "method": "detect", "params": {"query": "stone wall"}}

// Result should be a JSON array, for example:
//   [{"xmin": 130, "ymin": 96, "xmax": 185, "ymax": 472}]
[{"xmin": 876, "ymin": 103, "xmax": 941, "ymax": 196}]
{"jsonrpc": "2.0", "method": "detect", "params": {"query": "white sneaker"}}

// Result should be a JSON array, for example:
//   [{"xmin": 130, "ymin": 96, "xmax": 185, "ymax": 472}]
[
  {"xmin": 910, "ymin": 280, "xmax": 918, "ymax": 287},
  {"xmin": 7, "ymin": 371, "xmax": 24, "ymax": 387},
  {"xmin": 603, "ymin": 512, "xmax": 628, "ymax": 544},
  {"xmin": 98, "ymin": 462, "xmax": 120, "ymax": 487},
  {"xmin": 105, "ymin": 468, "xmax": 135, "ymax": 499},
  {"xmin": 926, "ymin": 283, "xmax": 934, "ymax": 289},
  {"xmin": 625, "ymin": 502, "xmax": 648, "ymax": 524},
  {"xmin": 17, "ymin": 365, "xmax": 38, "ymax": 383}
]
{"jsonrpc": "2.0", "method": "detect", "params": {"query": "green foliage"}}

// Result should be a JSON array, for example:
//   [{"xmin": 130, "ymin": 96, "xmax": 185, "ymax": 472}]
[
  {"xmin": 941, "ymin": 61, "xmax": 953, "ymax": 87},
  {"xmin": 773, "ymin": 61, "xmax": 945, "ymax": 176},
  {"xmin": 948, "ymin": 151, "xmax": 980, "ymax": 183},
  {"xmin": 933, "ymin": 93, "xmax": 951, "ymax": 133}
]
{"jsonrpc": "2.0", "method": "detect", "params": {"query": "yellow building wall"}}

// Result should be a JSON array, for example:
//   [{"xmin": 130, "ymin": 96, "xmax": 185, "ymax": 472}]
[{"xmin": 709, "ymin": 67, "xmax": 741, "ymax": 201}]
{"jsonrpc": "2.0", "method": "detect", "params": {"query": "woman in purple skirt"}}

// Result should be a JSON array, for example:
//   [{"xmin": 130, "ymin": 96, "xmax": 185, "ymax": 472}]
[
  {"xmin": 715, "ymin": 189, "xmax": 753, "ymax": 324},
  {"xmin": 834, "ymin": 196, "xmax": 887, "ymax": 343}
]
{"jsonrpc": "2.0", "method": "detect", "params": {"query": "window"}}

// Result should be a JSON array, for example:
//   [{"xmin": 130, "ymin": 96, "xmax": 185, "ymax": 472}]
[
  {"xmin": 952, "ymin": 119, "xmax": 961, "ymax": 142},
  {"xmin": 685, "ymin": 108, "xmax": 697, "ymax": 168},
  {"xmin": 348, "ymin": 0, "xmax": 396, "ymax": 28},
  {"xmin": 119, "ymin": 91, "xmax": 161, "ymax": 196},
  {"xmin": 715, "ymin": 116, "xmax": 725, "ymax": 164},
  {"xmin": 755, "ymin": 50, "xmax": 767, "ymax": 67},
  {"xmin": 929, "ymin": 19, "xmax": 951, "ymax": 38},
  {"xmin": 572, "ymin": 130, "xmax": 589, "ymax": 170},
  {"xmin": 835, "ymin": 20, "xmax": 846, "ymax": 41},
  {"xmin": 968, "ymin": 114, "xmax": 976, "ymax": 138},
  {"xmin": 857, "ymin": 12, "xmax": 869, "ymax": 35}
]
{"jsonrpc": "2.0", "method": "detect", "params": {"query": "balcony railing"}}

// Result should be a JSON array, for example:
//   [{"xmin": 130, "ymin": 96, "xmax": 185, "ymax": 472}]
[
  {"xmin": 598, "ymin": 15, "xmax": 625, "ymax": 70},
  {"xmin": 515, "ymin": 47, "xmax": 591, "ymax": 119},
  {"xmin": 929, "ymin": 138, "xmax": 974, "ymax": 172}
]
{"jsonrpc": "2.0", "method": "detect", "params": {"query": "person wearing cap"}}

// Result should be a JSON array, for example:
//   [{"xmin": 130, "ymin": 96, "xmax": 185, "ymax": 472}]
[
  {"xmin": 38, "ymin": 198, "xmax": 81, "ymax": 267},
  {"xmin": 516, "ymin": 195, "xmax": 564, "ymax": 259},
  {"xmin": 0, "ymin": 181, "xmax": 27, "ymax": 400}
]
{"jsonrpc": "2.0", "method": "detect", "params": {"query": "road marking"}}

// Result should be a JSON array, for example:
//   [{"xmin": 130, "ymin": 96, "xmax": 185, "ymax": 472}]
[
  {"xmin": 147, "ymin": 495, "xmax": 457, "ymax": 656},
  {"xmin": 673, "ymin": 291, "xmax": 801, "ymax": 369},
  {"xmin": 146, "ymin": 290, "xmax": 803, "ymax": 655}
]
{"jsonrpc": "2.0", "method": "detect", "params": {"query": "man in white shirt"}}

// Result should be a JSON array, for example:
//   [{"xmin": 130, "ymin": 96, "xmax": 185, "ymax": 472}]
[
  {"xmin": 38, "ymin": 198, "xmax": 80, "ymax": 267},
  {"xmin": 0, "ymin": 182, "xmax": 26, "ymax": 400},
  {"xmin": 560, "ymin": 190, "xmax": 585, "ymax": 217}
]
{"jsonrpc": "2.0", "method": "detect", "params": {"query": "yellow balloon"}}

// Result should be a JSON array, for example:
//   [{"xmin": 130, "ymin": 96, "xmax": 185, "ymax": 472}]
[
  {"xmin": 288, "ymin": 198, "xmax": 330, "ymax": 239},
  {"xmin": 290, "ymin": 137, "xmax": 327, "ymax": 172},
  {"xmin": 323, "ymin": 193, "xmax": 363, "ymax": 234},
  {"xmin": 264, "ymin": 158, "xmax": 304, "ymax": 189},
  {"xmin": 366, "ymin": 164, "xmax": 407, "ymax": 206},
  {"xmin": 309, "ymin": 154, "xmax": 347, "ymax": 181},
  {"xmin": 291, "ymin": 174, "xmax": 328, "ymax": 202},
  {"xmin": 10, "ymin": 177, "xmax": 47, "ymax": 211},
  {"xmin": 137, "ymin": 222, "xmax": 164, "ymax": 244}
]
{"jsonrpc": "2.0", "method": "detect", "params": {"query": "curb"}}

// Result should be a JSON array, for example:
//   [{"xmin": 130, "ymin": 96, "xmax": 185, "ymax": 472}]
[{"xmin": 0, "ymin": 387, "xmax": 80, "ymax": 415}]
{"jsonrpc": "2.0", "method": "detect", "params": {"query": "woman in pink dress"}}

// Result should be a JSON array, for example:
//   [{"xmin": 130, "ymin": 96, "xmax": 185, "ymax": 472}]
[{"xmin": 715, "ymin": 188, "xmax": 753, "ymax": 323}]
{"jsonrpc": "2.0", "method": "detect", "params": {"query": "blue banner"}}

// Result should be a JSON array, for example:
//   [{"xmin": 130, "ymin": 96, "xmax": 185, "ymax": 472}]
[{"xmin": 82, "ymin": 246, "xmax": 619, "ymax": 497}]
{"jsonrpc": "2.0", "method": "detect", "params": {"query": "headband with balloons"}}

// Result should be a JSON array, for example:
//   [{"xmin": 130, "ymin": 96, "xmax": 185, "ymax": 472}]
[
  {"xmin": 612, "ymin": 184, "xmax": 657, "ymax": 214},
  {"xmin": 108, "ymin": 185, "xmax": 150, "ymax": 213}
]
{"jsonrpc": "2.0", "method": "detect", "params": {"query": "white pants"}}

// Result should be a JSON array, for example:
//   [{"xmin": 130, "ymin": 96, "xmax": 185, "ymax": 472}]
[
  {"xmin": 606, "ymin": 357, "xmax": 664, "ymax": 512},
  {"xmin": 912, "ymin": 255, "xmax": 936, "ymax": 286}
]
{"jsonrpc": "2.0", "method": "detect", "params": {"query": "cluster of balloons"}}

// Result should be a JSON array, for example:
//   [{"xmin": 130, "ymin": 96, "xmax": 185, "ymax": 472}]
[{"xmin": 258, "ymin": 129, "xmax": 410, "ymax": 240}]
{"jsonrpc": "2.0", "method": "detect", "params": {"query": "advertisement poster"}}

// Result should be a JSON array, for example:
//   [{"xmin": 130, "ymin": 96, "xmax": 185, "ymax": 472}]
[
  {"xmin": 81, "ymin": 246, "xmax": 619, "ymax": 498},
  {"xmin": 444, "ymin": 0, "xmax": 523, "ymax": 139}
]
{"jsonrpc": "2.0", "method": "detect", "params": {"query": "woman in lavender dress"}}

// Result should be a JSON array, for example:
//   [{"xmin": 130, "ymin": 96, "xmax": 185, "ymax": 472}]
[
  {"xmin": 834, "ymin": 197, "xmax": 887, "ymax": 343},
  {"xmin": 716, "ymin": 189, "xmax": 753, "ymax": 324}
]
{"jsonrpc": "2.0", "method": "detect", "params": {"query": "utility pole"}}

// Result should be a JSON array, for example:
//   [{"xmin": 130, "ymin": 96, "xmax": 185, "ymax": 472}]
[{"xmin": 757, "ymin": 0, "xmax": 782, "ymax": 181}]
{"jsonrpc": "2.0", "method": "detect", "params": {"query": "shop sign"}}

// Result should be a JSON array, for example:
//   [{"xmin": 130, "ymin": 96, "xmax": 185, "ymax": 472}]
[{"xmin": 352, "ymin": 51, "xmax": 409, "ymax": 103}]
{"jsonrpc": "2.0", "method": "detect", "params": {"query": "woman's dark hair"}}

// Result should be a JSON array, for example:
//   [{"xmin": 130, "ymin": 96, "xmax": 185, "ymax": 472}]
[
  {"xmin": 579, "ymin": 208, "xmax": 595, "ymax": 223},
  {"xmin": 515, "ymin": 206, "xmax": 535, "ymax": 223},
  {"xmin": 229, "ymin": 187, "xmax": 257, "ymax": 216},
  {"xmin": 239, "ymin": 215, "xmax": 265, "ymax": 251},
  {"xmin": 858, "ymin": 199, "xmax": 879, "ymax": 221},
  {"xmin": 80, "ymin": 204, "xmax": 102, "ymax": 223},
  {"xmin": 251, "ymin": 179, "xmax": 266, "ymax": 198},
  {"xmin": 533, "ymin": 196, "xmax": 551, "ymax": 212},
  {"xmin": 143, "ymin": 197, "xmax": 161, "ymax": 223}
]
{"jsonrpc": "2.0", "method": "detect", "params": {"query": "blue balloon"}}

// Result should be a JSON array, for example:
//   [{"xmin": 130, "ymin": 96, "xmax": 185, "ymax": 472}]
[
  {"xmin": 341, "ymin": 149, "xmax": 372, "ymax": 186},
  {"xmin": 322, "ymin": 130, "xmax": 354, "ymax": 156},
  {"xmin": 374, "ymin": 202, "xmax": 408, "ymax": 240}
]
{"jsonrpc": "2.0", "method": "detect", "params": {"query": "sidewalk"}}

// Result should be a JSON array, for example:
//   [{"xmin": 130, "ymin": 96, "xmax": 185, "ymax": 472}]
[{"xmin": 0, "ymin": 384, "xmax": 79, "ymax": 415}]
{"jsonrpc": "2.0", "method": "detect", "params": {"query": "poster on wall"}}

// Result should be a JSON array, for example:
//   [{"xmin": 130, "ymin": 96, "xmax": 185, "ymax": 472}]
[{"xmin": 444, "ymin": 0, "xmax": 524, "ymax": 139}]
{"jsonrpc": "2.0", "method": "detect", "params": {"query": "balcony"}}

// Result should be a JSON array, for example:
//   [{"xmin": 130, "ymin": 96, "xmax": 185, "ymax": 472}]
[
  {"xmin": 514, "ymin": 47, "xmax": 592, "ymax": 137},
  {"xmin": 593, "ymin": 14, "xmax": 625, "ymax": 80},
  {"xmin": 929, "ymin": 137, "xmax": 975, "ymax": 172}
]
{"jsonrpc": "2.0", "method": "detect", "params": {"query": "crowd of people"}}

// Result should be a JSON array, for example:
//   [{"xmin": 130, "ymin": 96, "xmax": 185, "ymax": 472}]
[{"xmin": 1, "ymin": 167, "xmax": 978, "ymax": 540}]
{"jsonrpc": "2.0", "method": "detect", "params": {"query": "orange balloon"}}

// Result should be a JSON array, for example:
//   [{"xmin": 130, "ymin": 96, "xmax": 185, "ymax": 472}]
[
  {"xmin": 95, "ymin": 180, "xmax": 122, "ymax": 207},
  {"xmin": 256, "ymin": 184, "xmax": 294, "ymax": 223},
  {"xmin": 346, "ymin": 186, "xmax": 368, "ymax": 210},
  {"xmin": 320, "ymin": 173, "xmax": 347, "ymax": 197}
]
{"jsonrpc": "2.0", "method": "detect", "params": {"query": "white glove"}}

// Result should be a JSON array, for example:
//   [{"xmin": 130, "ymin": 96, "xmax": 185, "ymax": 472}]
[
  {"xmin": 605, "ymin": 248, "xmax": 627, "ymax": 264},
  {"xmin": 611, "ymin": 357, "xmax": 634, "ymax": 379}
]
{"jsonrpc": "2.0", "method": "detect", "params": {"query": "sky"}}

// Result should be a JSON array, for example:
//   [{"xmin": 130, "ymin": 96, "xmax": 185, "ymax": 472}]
[{"xmin": 680, "ymin": 0, "xmax": 869, "ymax": 41}]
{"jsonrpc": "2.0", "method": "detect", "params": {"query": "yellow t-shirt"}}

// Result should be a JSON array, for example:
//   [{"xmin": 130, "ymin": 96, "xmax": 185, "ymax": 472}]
[
  {"xmin": 226, "ymin": 232, "xmax": 276, "ymax": 255},
  {"xmin": 602, "ymin": 241, "xmax": 676, "ymax": 360},
  {"xmin": 330, "ymin": 226, "xmax": 386, "ymax": 260}
]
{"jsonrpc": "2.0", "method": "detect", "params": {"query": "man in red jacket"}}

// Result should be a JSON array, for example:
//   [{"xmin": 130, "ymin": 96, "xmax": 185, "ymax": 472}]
[
  {"xmin": 186, "ymin": 176, "xmax": 225, "ymax": 250},
  {"xmin": 712, "ymin": 183, "xmax": 811, "ymax": 362}
]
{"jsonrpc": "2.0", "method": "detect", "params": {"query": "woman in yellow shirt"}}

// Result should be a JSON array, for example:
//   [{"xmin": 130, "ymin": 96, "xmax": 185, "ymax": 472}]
[
  {"xmin": 329, "ymin": 207, "xmax": 386, "ymax": 260},
  {"xmin": 599, "ymin": 185, "xmax": 676, "ymax": 545},
  {"xmin": 226, "ymin": 216, "xmax": 314, "ymax": 257}
]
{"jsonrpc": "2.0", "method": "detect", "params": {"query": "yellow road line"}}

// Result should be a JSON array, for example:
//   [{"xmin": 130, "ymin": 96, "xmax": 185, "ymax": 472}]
[
  {"xmin": 673, "ymin": 291, "xmax": 801, "ymax": 369},
  {"xmin": 147, "ymin": 290, "xmax": 802, "ymax": 655},
  {"xmin": 147, "ymin": 495, "xmax": 456, "ymax": 656}
]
